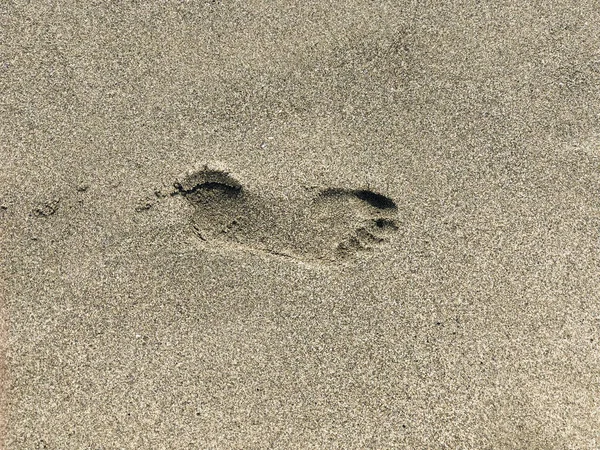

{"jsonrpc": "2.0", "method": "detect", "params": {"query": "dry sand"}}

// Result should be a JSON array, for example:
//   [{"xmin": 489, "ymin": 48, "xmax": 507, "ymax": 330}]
[{"xmin": 3, "ymin": 1, "xmax": 600, "ymax": 448}]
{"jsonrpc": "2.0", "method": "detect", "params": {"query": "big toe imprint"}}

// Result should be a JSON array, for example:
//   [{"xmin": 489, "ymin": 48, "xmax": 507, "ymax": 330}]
[{"xmin": 174, "ymin": 166, "xmax": 400, "ymax": 263}]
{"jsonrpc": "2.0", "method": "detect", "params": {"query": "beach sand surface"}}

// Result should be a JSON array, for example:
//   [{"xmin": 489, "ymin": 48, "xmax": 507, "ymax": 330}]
[{"xmin": 3, "ymin": 1, "xmax": 600, "ymax": 448}]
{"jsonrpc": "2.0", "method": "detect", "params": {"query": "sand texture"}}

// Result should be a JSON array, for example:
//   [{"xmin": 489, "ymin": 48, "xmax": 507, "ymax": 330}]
[{"xmin": 3, "ymin": 1, "xmax": 600, "ymax": 448}]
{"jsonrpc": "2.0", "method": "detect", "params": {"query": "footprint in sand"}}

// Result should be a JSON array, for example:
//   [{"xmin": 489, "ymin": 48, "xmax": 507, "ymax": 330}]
[{"xmin": 153, "ymin": 164, "xmax": 400, "ymax": 263}]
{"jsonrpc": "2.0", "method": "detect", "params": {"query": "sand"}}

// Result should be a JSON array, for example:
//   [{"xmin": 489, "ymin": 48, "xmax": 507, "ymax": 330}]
[{"xmin": 3, "ymin": 1, "xmax": 600, "ymax": 448}]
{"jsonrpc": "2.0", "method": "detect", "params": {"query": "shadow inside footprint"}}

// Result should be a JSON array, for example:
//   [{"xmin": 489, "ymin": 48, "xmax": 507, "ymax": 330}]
[
  {"xmin": 320, "ymin": 188, "xmax": 397, "ymax": 211},
  {"xmin": 175, "ymin": 169, "xmax": 242, "ymax": 198},
  {"xmin": 180, "ymin": 182, "xmax": 242, "ymax": 205}
]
